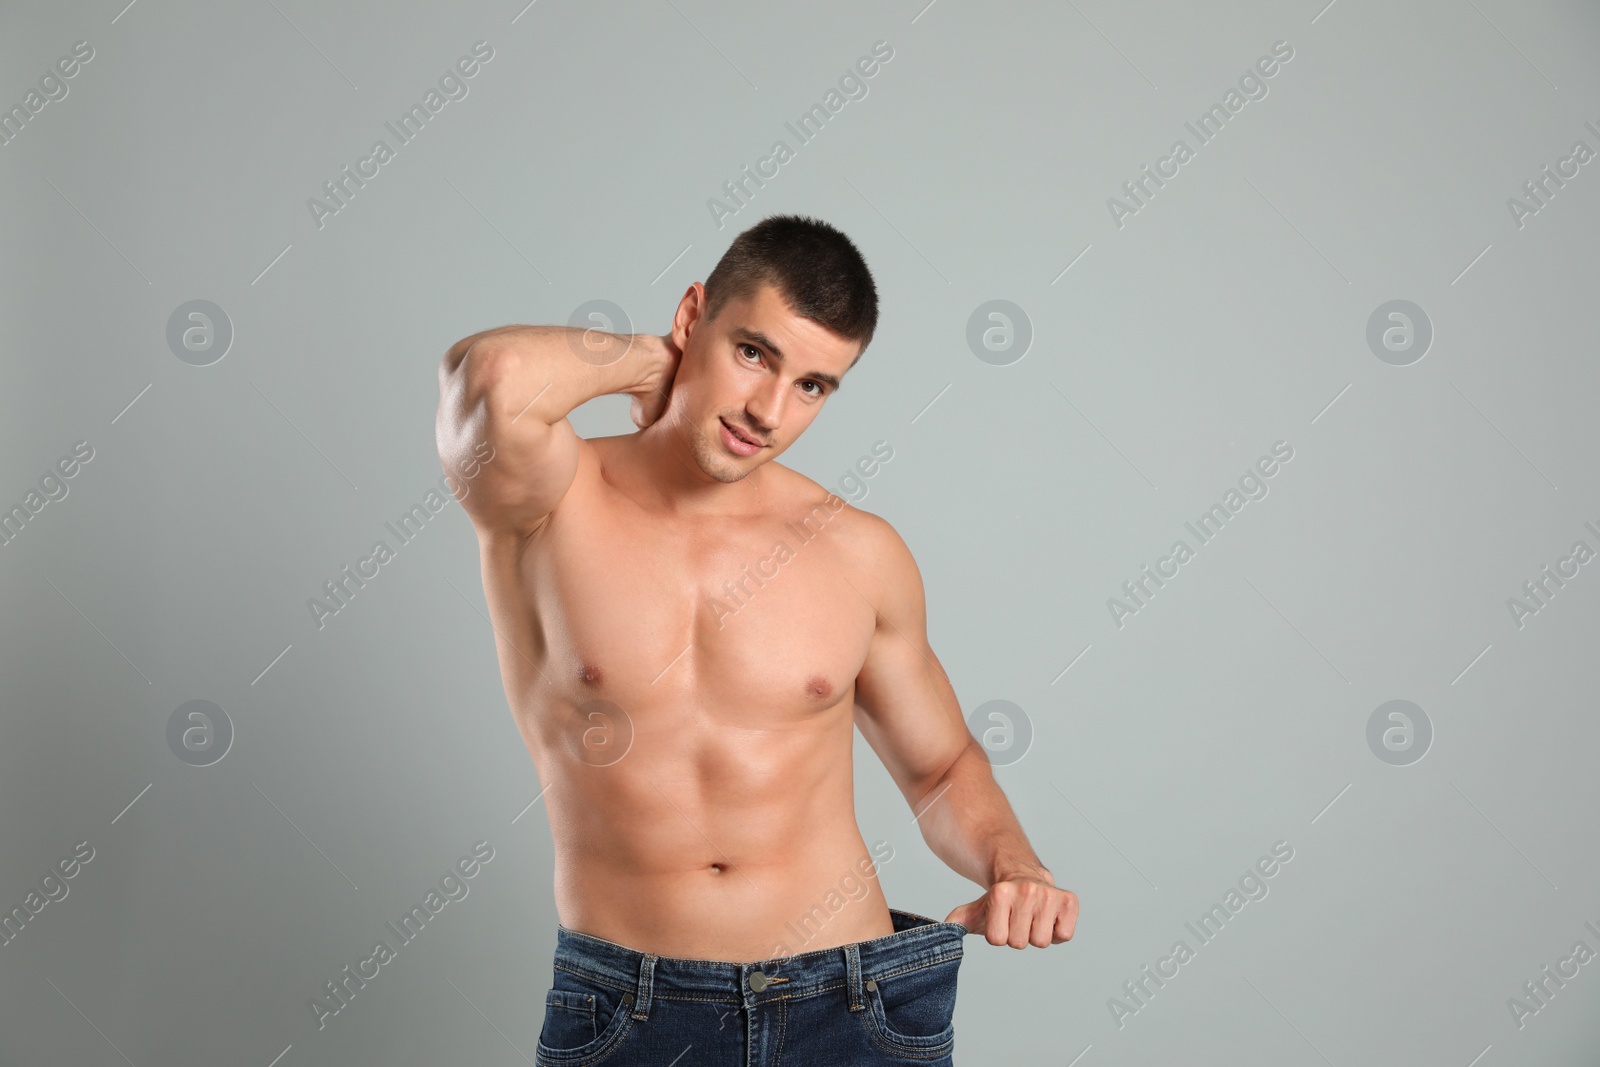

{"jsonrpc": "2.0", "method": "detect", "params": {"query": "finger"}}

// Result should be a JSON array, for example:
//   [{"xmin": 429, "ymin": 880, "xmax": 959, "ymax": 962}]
[
  {"xmin": 986, "ymin": 888, "xmax": 1012, "ymax": 948},
  {"xmin": 1053, "ymin": 891, "xmax": 1079, "ymax": 943},
  {"xmin": 1004, "ymin": 885, "xmax": 1038, "ymax": 949},
  {"xmin": 1029, "ymin": 898, "xmax": 1056, "ymax": 948},
  {"xmin": 991, "ymin": 885, "xmax": 1031, "ymax": 950}
]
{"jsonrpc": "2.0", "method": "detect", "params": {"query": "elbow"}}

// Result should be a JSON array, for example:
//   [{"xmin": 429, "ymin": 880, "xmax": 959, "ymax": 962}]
[
  {"xmin": 444, "ymin": 337, "xmax": 521, "ymax": 419},
  {"xmin": 442, "ymin": 327, "xmax": 522, "ymax": 384},
  {"xmin": 942, "ymin": 736, "xmax": 988, "ymax": 788},
  {"xmin": 441, "ymin": 333, "xmax": 480, "ymax": 378},
  {"xmin": 911, "ymin": 738, "xmax": 982, "ymax": 809},
  {"xmin": 437, "ymin": 337, "xmax": 503, "ymax": 459}
]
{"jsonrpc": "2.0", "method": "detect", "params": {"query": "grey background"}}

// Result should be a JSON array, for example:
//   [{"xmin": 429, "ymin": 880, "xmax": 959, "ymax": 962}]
[{"xmin": 2, "ymin": 0, "xmax": 1597, "ymax": 1064}]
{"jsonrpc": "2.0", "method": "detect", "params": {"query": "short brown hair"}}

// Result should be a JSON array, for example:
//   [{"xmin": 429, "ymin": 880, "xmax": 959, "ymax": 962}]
[{"xmin": 703, "ymin": 214, "xmax": 879, "ymax": 361}]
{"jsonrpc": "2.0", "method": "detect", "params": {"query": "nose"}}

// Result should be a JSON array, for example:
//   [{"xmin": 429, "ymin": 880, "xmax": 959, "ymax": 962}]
[{"xmin": 744, "ymin": 379, "xmax": 784, "ymax": 439}]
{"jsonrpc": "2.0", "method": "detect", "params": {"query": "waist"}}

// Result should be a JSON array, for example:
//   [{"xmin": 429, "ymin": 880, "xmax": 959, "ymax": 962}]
[
  {"xmin": 554, "ymin": 836, "xmax": 901, "ymax": 958},
  {"xmin": 552, "ymin": 910, "xmax": 968, "ymax": 1002}
]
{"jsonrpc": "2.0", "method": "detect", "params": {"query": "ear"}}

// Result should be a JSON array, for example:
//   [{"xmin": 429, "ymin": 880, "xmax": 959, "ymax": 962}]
[{"xmin": 673, "ymin": 282, "xmax": 709, "ymax": 349}]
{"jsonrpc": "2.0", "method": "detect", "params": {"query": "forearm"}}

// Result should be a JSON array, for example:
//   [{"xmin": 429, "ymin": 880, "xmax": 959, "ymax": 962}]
[
  {"xmin": 444, "ymin": 325, "xmax": 664, "ymax": 428},
  {"xmin": 912, "ymin": 739, "xmax": 1052, "ymax": 888}
]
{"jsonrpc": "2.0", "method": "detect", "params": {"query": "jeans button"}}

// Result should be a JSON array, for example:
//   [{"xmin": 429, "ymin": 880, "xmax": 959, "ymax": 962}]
[{"xmin": 748, "ymin": 971, "xmax": 768, "ymax": 992}]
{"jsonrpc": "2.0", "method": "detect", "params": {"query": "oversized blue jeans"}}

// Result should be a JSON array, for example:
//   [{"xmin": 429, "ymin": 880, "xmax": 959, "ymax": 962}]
[{"xmin": 534, "ymin": 910, "xmax": 968, "ymax": 1066}]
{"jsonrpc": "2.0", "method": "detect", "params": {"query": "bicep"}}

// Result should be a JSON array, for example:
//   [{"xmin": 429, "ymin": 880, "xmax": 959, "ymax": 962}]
[
  {"xmin": 436, "ymin": 337, "xmax": 581, "ymax": 537},
  {"xmin": 850, "ymin": 525, "xmax": 973, "ymax": 803}
]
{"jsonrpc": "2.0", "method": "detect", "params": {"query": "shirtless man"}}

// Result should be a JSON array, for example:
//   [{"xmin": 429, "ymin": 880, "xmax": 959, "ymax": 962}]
[{"xmin": 435, "ymin": 215, "xmax": 1076, "ymax": 1066}]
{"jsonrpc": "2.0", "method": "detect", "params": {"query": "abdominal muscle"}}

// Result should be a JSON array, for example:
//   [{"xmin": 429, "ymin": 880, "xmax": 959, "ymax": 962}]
[{"xmin": 520, "ymin": 697, "xmax": 899, "ymax": 963}]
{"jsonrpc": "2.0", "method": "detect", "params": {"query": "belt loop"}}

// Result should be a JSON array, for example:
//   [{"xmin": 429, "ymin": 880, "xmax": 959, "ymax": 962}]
[
  {"xmin": 633, "ymin": 954, "xmax": 657, "ymax": 1020},
  {"xmin": 843, "ymin": 943, "xmax": 864, "ymax": 1012}
]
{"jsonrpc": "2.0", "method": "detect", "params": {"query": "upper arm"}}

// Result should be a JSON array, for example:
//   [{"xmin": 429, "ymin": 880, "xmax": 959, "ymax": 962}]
[
  {"xmin": 435, "ymin": 330, "xmax": 582, "ymax": 538},
  {"xmin": 850, "ymin": 515, "xmax": 977, "ymax": 808}
]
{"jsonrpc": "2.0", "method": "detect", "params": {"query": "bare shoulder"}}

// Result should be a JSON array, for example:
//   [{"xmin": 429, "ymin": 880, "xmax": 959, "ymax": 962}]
[{"xmin": 768, "ymin": 463, "xmax": 918, "ymax": 587}]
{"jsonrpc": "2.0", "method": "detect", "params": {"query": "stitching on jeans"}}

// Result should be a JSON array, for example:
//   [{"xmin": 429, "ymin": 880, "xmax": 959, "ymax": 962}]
[
  {"xmin": 632, "ymin": 955, "xmax": 655, "ymax": 1021},
  {"xmin": 647, "ymin": 992, "xmax": 742, "ymax": 1004},
  {"xmin": 865, "ymin": 954, "xmax": 962, "ymax": 985},
  {"xmin": 845, "ymin": 943, "xmax": 860, "ymax": 1012},
  {"xmin": 536, "ymin": 994, "xmax": 635, "ymax": 1067},
  {"xmin": 758, "ymin": 980, "xmax": 845, "ymax": 1004},
  {"xmin": 855, "ymin": 1006, "xmax": 955, "ymax": 1062},
  {"xmin": 648, "ymin": 977, "xmax": 850, "ymax": 1004},
  {"xmin": 552, "ymin": 962, "xmax": 634, "ymax": 996},
  {"xmin": 774, "ymin": 994, "xmax": 787, "ymax": 1067},
  {"xmin": 553, "ymin": 964, "xmax": 950, "ymax": 1005},
  {"xmin": 857, "ymin": 963, "xmax": 959, "ymax": 1060}
]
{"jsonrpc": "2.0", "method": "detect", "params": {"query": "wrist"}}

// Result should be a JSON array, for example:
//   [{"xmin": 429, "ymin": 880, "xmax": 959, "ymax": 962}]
[
  {"xmin": 992, "ymin": 859, "xmax": 1053, "ymax": 886},
  {"xmin": 627, "ymin": 333, "xmax": 672, "ymax": 393}
]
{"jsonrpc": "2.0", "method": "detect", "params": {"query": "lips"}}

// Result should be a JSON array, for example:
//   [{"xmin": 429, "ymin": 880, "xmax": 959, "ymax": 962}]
[{"xmin": 720, "ymin": 418, "xmax": 764, "ymax": 451}]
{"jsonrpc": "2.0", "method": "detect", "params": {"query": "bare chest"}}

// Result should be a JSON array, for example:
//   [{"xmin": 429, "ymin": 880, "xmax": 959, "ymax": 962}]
[{"xmin": 521, "ymin": 491, "xmax": 876, "ymax": 724}]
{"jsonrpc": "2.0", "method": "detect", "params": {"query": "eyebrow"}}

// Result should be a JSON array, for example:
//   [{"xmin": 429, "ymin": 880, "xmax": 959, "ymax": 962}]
[{"xmin": 732, "ymin": 328, "xmax": 842, "ymax": 392}]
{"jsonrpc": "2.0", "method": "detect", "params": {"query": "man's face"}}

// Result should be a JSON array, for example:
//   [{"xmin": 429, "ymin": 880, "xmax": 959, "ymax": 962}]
[{"xmin": 668, "ymin": 282, "xmax": 860, "ymax": 484}]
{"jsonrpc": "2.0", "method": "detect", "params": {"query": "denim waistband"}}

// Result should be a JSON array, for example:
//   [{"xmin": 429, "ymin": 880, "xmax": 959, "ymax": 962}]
[{"xmin": 552, "ymin": 909, "xmax": 968, "ymax": 1017}]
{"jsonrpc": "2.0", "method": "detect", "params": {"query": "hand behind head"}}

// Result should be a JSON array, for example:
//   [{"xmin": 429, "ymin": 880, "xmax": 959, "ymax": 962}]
[{"xmin": 630, "ymin": 333, "xmax": 682, "ymax": 429}]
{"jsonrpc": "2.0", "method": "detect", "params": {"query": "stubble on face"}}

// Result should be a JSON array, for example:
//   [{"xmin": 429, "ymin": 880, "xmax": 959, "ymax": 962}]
[{"xmin": 685, "ymin": 415, "xmax": 754, "ymax": 484}]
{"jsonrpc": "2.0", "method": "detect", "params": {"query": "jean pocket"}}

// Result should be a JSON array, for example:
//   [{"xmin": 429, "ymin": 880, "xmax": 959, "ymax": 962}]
[
  {"xmin": 862, "ymin": 954, "xmax": 961, "ymax": 1057},
  {"xmin": 535, "ymin": 971, "xmax": 635, "ymax": 1067}
]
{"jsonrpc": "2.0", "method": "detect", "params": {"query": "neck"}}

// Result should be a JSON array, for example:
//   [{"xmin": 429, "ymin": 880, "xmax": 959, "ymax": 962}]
[{"xmin": 616, "ymin": 413, "xmax": 770, "ymax": 519}]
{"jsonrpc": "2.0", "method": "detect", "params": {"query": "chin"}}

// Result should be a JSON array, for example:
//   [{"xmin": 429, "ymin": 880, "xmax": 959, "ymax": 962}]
[
  {"xmin": 709, "ymin": 464, "xmax": 751, "ymax": 484},
  {"xmin": 710, "ymin": 449, "xmax": 761, "ymax": 483},
  {"xmin": 688, "ymin": 425, "xmax": 757, "ymax": 484}
]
